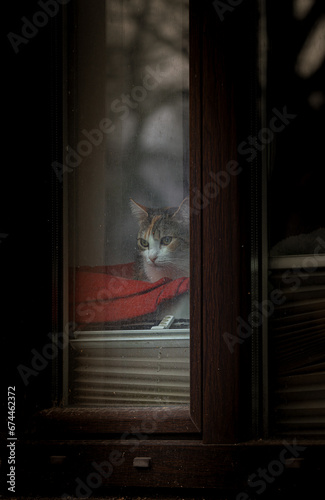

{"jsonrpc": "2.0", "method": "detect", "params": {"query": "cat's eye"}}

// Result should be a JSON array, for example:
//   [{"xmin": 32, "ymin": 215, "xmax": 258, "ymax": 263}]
[
  {"xmin": 139, "ymin": 238, "xmax": 149, "ymax": 248},
  {"xmin": 161, "ymin": 236, "xmax": 173, "ymax": 246}
]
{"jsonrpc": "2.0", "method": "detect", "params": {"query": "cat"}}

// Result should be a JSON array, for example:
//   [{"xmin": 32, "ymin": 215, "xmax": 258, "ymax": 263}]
[{"xmin": 130, "ymin": 198, "xmax": 190, "ymax": 282}]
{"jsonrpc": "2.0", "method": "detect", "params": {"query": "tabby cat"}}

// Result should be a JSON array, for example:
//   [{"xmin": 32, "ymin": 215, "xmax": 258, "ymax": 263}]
[{"xmin": 130, "ymin": 198, "xmax": 190, "ymax": 282}]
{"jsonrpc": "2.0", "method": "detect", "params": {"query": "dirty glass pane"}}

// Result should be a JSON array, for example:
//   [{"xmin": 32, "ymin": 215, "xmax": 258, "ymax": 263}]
[{"xmin": 66, "ymin": 0, "xmax": 190, "ymax": 406}]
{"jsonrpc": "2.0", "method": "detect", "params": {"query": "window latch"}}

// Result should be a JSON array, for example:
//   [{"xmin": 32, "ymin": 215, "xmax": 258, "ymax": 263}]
[{"xmin": 151, "ymin": 315, "xmax": 175, "ymax": 330}]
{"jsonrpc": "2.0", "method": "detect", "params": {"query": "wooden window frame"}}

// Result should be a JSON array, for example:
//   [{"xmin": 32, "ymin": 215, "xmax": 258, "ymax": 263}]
[{"xmin": 36, "ymin": 0, "xmax": 249, "ymax": 444}]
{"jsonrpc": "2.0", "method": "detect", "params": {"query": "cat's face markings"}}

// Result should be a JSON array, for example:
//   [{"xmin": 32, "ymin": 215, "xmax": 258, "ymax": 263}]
[
  {"xmin": 143, "ymin": 215, "xmax": 162, "ymax": 242},
  {"xmin": 136, "ymin": 211, "xmax": 175, "ymax": 260},
  {"xmin": 146, "ymin": 235, "xmax": 160, "ymax": 264},
  {"xmin": 138, "ymin": 232, "xmax": 175, "ymax": 264},
  {"xmin": 130, "ymin": 198, "xmax": 190, "ymax": 282}
]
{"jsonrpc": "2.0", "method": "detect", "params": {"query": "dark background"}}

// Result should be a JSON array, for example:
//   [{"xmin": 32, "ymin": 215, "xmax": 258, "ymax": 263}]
[
  {"xmin": 2, "ymin": 0, "xmax": 55, "ymax": 449},
  {"xmin": 266, "ymin": 0, "xmax": 325, "ymax": 246}
]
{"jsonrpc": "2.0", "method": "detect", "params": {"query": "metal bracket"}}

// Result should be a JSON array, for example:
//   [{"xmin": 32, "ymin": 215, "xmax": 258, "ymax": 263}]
[{"xmin": 133, "ymin": 457, "xmax": 152, "ymax": 468}]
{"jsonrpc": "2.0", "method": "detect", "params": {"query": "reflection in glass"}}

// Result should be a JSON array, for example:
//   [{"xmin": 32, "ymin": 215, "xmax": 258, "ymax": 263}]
[{"xmin": 260, "ymin": 0, "xmax": 325, "ymax": 436}]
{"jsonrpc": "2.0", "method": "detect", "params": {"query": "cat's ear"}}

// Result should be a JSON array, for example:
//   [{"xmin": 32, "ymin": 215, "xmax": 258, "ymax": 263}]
[
  {"xmin": 172, "ymin": 197, "xmax": 189, "ymax": 222},
  {"xmin": 130, "ymin": 199, "xmax": 149, "ymax": 224}
]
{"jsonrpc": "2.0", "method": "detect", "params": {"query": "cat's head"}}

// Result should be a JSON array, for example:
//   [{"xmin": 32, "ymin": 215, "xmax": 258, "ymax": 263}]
[{"xmin": 130, "ymin": 198, "xmax": 190, "ymax": 282}]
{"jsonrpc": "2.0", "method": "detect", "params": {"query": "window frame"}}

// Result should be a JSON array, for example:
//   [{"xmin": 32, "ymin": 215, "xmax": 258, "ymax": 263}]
[
  {"xmin": 38, "ymin": 0, "xmax": 252, "ymax": 442},
  {"xmin": 38, "ymin": 0, "xmax": 251, "ymax": 444},
  {"xmin": 59, "ymin": 0, "xmax": 201, "ymax": 436}
]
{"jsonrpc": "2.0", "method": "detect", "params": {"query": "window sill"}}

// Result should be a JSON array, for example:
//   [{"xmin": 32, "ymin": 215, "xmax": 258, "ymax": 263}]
[{"xmin": 36, "ymin": 405, "xmax": 200, "ymax": 436}]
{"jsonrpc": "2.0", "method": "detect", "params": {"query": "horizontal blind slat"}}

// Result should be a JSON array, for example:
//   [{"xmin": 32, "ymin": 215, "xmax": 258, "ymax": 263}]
[
  {"xmin": 70, "ymin": 328, "xmax": 190, "ymax": 406},
  {"xmin": 269, "ymin": 258, "xmax": 325, "ymax": 435}
]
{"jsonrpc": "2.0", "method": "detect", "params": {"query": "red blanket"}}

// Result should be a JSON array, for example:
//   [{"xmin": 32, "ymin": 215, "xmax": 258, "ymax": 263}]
[{"xmin": 71, "ymin": 263, "xmax": 189, "ymax": 324}]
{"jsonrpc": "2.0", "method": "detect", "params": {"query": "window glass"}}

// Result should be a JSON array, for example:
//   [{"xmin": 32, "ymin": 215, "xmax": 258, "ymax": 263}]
[
  {"xmin": 66, "ymin": 0, "xmax": 190, "ymax": 407},
  {"xmin": 260, "ymin": 0, "xmax": 325, "ymax": 436}
]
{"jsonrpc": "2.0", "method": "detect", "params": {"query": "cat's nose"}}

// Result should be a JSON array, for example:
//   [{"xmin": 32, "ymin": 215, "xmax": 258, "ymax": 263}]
[{"xmin": 149, "ymin": 254, "xmax": 158, "ymax": 263}]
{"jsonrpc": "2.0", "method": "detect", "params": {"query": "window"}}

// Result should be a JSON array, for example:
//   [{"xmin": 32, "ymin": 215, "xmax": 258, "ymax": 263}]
[
  {"xmin": 260, "ymin": 0, "xmax": 325, "ymax": 437},
  {"xmin": 4, "ymin": 0, "xmax": 325, "ymax": 497},
  {"xmin": 64, "ymin": 0, "xmax": 190, "ymax": 408}
]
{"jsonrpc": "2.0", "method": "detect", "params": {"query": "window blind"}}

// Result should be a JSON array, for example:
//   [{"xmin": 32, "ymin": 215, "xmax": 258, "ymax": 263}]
[
  {"xmin": 69, "ymin": 325, "xmax": 190, "ymax": 406},
  {"xmin": 269, "ymin": 254, "xmax": 325, "ymax": 436}
]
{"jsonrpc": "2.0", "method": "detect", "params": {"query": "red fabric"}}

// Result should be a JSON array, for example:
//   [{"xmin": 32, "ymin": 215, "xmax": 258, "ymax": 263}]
[{"xmin": 71, "ymin": 263, "xmax": 189, "ymax": 324}]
